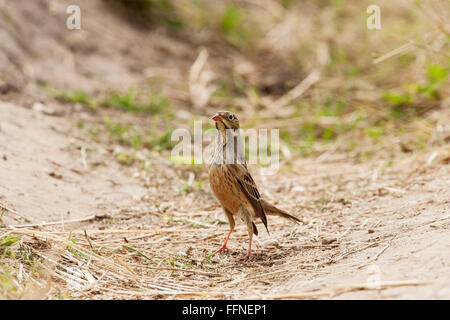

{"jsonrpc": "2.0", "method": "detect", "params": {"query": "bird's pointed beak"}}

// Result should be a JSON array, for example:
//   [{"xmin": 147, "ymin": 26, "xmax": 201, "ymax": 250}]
[{"xmin": 212, "ymin": 114, "xmax": 222, "ymax": 122}]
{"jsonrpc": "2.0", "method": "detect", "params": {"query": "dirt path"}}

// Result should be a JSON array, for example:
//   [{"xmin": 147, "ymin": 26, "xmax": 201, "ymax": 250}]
[
  {"xmin": 280, "ymin": 179, "xmax": 450, "ymax": 299},
  {"xmin": 1, "ymin": 102, "xmax": 448, "ymax": 299},
  {"xmin": 0, "ymin": 101, "xmax": 148, "ymax": 226}
]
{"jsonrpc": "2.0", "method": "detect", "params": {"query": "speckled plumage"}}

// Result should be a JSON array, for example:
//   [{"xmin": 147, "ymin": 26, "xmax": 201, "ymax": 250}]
[{"xmin": 208, "ymin": 111, "xmax": 302, "ymax": 259}]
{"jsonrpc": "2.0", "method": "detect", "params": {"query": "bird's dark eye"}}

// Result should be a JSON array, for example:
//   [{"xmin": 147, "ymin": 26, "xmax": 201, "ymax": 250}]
[{"xmin": 228, "ymin": 114, "xmax": 234, "ymax": 120}]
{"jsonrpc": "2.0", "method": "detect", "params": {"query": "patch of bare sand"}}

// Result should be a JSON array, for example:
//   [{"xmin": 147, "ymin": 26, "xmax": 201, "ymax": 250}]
[
  {"xmin": 273, "ymin": 175, "xmax": 450, "ymax": 299},
  {"xmin": 0, "ymin": 0, "xmax": 197, "ymax": 105},
  {"xmin": 0, "ymin": 101, "xmax": 148, "ymax": 226}
]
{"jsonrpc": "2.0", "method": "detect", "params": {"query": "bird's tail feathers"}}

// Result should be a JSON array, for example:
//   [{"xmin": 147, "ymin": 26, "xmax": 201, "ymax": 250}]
[{"xmin": 261, "ymin": 199, "xmax": 303, "ymax": 224}]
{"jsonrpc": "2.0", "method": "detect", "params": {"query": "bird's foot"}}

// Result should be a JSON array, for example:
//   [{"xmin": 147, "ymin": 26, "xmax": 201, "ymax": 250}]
[
  {"xmin": 214, "ymin": 246, "xmax": 231, "ymax": 254},
  {"xmin": 240, "ymin": 251, "xmax": 252, "ymax": 260}
]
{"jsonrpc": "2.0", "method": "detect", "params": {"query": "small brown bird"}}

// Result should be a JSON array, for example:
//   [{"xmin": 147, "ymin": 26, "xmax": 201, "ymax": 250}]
[{"xmin": 208, "ymin": 111, "xmax": 302, "ymax": 259}]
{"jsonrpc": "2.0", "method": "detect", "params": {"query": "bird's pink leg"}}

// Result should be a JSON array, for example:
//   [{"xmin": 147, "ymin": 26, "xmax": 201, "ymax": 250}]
[
  {"xmin": 242, "ymin": 233, "xmax": 253, "ymax": 259},
  {"xmin": 214, "ymin": 229, "xmax": 233, "ymax": 254}
]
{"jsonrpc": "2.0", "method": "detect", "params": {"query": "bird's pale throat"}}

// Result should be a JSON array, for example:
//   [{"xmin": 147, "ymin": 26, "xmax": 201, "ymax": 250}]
[{"xmin": 213, "ymin": 128, "xmax": 245, "ymax": 165}]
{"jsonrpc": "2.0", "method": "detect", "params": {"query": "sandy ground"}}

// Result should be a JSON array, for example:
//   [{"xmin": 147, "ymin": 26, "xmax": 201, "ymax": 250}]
[
  {"xmin": 1, "ymin": 101, "xmax": 449, "ymax": 299},
  {"xmin": 0, "ymin": 102, "xmax": 146, "ymax": 225}
]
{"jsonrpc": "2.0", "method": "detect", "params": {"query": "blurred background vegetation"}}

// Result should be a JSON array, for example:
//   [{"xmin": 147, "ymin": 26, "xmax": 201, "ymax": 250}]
[
  {"xmin": 7, "ymin": 0, "xmax": 449, "ymax": 166},
  {"xmin": 94, "ymin": 0, "xmax": 449, "ymax": 164}
]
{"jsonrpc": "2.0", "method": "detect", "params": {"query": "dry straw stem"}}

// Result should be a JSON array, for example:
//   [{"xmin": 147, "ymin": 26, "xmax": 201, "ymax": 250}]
[
  {"xmin": 171, "ymin": 217, "xmax": 218, "ymax": 228},
  {"xmin": 253, "ymin": 112, "xmax": 353, "ymax": 130},
  {"xmin": 329, "ymin": 242, "xmax": 379, "ymax": 264},
  {"xmin": 330, "ymin": 280, "xmax": 432, "ymax": 296},
  {"xmin": 8, "ymin": 227, "xmax": 219, "ymax": 235},
  {"xmin": 0, "ymin": 201, "xmax": 32, "ymax": 223},
  {"xmin": 357, "ymin": 243, "xmax": 391, "ymax": 269},
  {"xmin": 256, "ymin": 280, "xmax": 431, "ymax": 300},
  {"xmin": 189, "ymin": 47, "xmax": 216, "ymax": 109},
  {"xmin": 114, "ymin": 255, "xmax": 137, "ymax": 275},
  {"xmin": 374, "ymin": 32, "xmax": 450, "ymax": 65},
  {"xmin": 84, "ymin": 229, "xmax": 95, "ymax": 250},
  {"xmin": 373, "ymin": 42, "xmax": 415, "ymax": 64},
  {"xmin": 270, "ymin": 69, "xmax": 320, "ymax": 110},
  {"xmin": 9, "ymin": 214, "xmax": 108, "ymax": 228},
  {"xmin": 144, "ymin": 266, "xmax": 221, "ymax": 277},
  {"xmin": 101, "ymin": 288, "xmax": 233, "ymax": 298}
]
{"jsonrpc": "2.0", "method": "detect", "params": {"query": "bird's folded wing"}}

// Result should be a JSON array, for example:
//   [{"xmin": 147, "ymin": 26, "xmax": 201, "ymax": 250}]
[{"xmin": 228, "ymin": 164, "xmax": 269, "ymax": 232}]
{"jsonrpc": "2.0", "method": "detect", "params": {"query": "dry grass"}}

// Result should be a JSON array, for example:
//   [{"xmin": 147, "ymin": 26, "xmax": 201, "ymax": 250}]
[{"xmin": 1, "ymin": 143, "xmax": 448, "ymax": 299}]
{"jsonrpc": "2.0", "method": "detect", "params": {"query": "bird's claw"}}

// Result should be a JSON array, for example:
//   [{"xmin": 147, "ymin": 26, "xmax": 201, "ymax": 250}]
[
  {"xmin": 240, "ymin": 252, "xmax": 252, "ymax": 260},
  {"xmin": 214, "ymin": 246, "xmax": 231, "ymax": 254}
]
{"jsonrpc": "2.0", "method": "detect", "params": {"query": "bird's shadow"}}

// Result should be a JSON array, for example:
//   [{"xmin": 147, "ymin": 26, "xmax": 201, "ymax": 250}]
[{"xmin": 210, "ymin": 250, "xmax": 286, "ymax": 267}]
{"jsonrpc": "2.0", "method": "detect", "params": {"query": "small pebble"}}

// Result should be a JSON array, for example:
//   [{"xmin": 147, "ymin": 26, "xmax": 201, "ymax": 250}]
[
  {"xmin": 261, "ymin": 239, "xmax": 279, "ymax": 247},
  {"xmin": 322, "ymin": 238, "xmax": 337, "ymax": 245},
  {"xmin": 49, "ymin": 172, "xmax": 63, "ymax": 179},
  {"xmin": 177, "ymin": 251, "xmax": 188, "ymax": 257}
]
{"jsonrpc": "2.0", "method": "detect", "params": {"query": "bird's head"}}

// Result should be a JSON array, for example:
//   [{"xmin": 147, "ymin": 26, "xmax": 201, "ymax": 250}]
[{"xmin": 212, "ymin": 111, "xmax": 240, "ymax": 132}]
